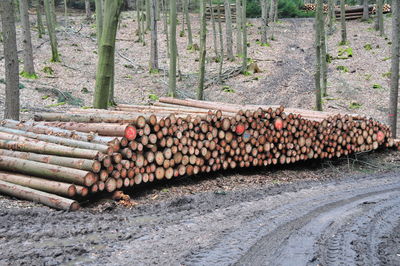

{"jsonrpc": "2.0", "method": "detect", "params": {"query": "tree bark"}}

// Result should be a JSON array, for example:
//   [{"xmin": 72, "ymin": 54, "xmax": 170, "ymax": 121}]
[
  {"xmin": 260, "ymin": 0, "xmax": 268, "ymax": 44},
  {"xmin": 95, "ymin": 0, "xmax": 104, "ymax": 49},
  {"xmin": 376, "ymin": 0, "xmax": 384, "ymax": 36},
  {"xmin": 64, "ymin": 0, "xmax": 68, "ymax": 25},
  {"xmin": 236, "ymin": 0, "xmax": 242, "ymax": 54},
  {"xmin": 241, "ymin": 0, "xmax": 247, "ymax": 72},
  {"xmin": 362, "ymin": 0, "xmax": 369, "ymax": 21},
  {"xmin": 168, "ymin": 0, "xmax": 177, "ymax": 97},
  {"xmin": 146, "ymin": 0, "xmax": 151, "ymax": 30},
  {"xmin": 0, "ymin": 179, "xmax": 79, "ymax": 211},
  {"xmin": 44, "ymin": 0, "xmax": 60, "ymax": 62},
  {"xmin": 217, "ymin": 5, "xmax": 224, "ymax": 82},
  {"xmin": 184, "ymin": 0, "xmax": 193, "ymax": 48},
  {"xmin": 162, "ymin": 0, "xmax": 169, "ymax": 56},
  {"xmin": 85, "ymin": 0, "xmax": 91, "ymax": 20},
  {"xmin": 327, "ymin": 0, "xmax": 334, "ymax": 34},
  {"xmin": 320, "ymin": 12, "xmax": 327, "ymax": 97},
  {"xmin": 93, "ymin": 0, "xmax": 123, "ymax": 109},
  {"xmin": 0, "ymin": 156, "xmax": 97, "ymax": 187},
  {"xmin": 150, "ymin": 0, "xmax": 159, "ymax": 71},
  {"xmin": 19, "ymin": 0, "xmax": 36, "ymax": 76},
  {"xmin": 0, "ymin": 0, "xmax": 20, "ymax": 120},
  {"xmin": 197, "ymin": 0, "xmax": 206, "ymax": 100},
  {"xmin": 269, "ymin": 0, "xmax": 275, "ymax": 39},
  {"xmin": 35, "ymin": 0, "xmax": 45, "ymax": 38},
  {"xmin": 209, "ymin": 1, "xmax": 218, "ymax": 57},
  {"xmin": 389, "ymin": 0, "xmax": 400, "ymax": 137},
  {"xmin": 315, "ymin": 0, "xmax": 323, "ymax": 111},
  {"xmin": 340, "ymin": 0, "xmax": 346, "ymax": 44},
  {"xmin": 224, "ymin": 0, "xmax": 234, "ymax": 60}
]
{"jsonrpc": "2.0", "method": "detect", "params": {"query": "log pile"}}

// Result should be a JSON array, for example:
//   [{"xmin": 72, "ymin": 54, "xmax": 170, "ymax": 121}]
[
  {"xmin": 0, "ymin": 98, "xmax": 397, "ymax": 210},
  {"xmin": 206, "ymin": 4, "xmax": 236, "ymax": 22},
  {"xmin": 302, "ymin": 4, "xmax": 391, "ymax": 20}
]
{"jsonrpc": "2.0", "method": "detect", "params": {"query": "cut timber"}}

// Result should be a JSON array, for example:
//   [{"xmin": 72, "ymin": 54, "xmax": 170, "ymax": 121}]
[
  {"xmin": 0, "ymin": 171, "xmax": 76, "ymax": 197},
  {"xmin": 0, "ymin": 156, "xmax": 97, "ymax": 186},
  {"xmin": 1, "ymin": 120, "xmax": 117, "ymax": 145},
  {"xmin": 0, "ymin": 127, "xmax": 112, "ymax": 154},
  {"xmin": 0, "ymin": 179, "xmax": 79, "ymax": 211},
  {"xmin": 0, "ymin": 138, "xmax": 101, "ymax": 160},
  {"xmin": 0, "ymin": 149, "xmax": 101, "ymax": 173}
]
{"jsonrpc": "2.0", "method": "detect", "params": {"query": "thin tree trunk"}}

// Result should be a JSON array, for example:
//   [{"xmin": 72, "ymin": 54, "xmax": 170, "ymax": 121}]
[
  {"xmin": 376, "ymin": 0, "xmax": 384, "ymax": 36},
  {"xmin": 315, "ymin": 0, "xmax": 323, "ymax": 111},
  {"xmin": 162, "ymin": 0, "xmax": 169, "ymax": 57},
  {"xmin": 93, "ymin": 0, "xmax": 123, "ymax": 109},
  {"xmin": 145, "ymin": 0, "xmax": 151, "ymax": 30},
  {"xmin": 327, "ymin": 0, "xmax": 334, "ymax": 34},
  {"xmin": 389, "ymin": 0, "xmax": 400, "ymax": 137},
  {"xmin": 168, "ymin": 0, "xmax": 177, "ymax": 97},
  {"xmin": 362, "ymin": 0, "xmax": 369, "ymax": 21},
  {"xmin": 273, "ymin": 0, "xmax": 278, "ymax": 22},
  {"xmin": 19, "ymin": 0, "xmax": 35, "ymax": 76},
  {"xmin": 141, "ymin": 0, "xmax": 146, "ymax": 41},
  {"xmin": 260, "ymin": 0, "xmax": 268, "ymax": 44},
  {"xmin": 184, "ymin": 0, "xmax": 193, "ymax": 48},
  {"xmin": 217, "ymin": 5, "xmax": 224, "ymax": 82},
  {"xmin": 136, "ymin": 0, "xmax": 142, "ymax": 40},
  {"xmin": 150, "ymin": 0, "xmax": 159, "ymax": 71},
  {"xmin": 340, "ymin": 0, "xmax": 346, "ymax": 44},
  {"xmin": 85, "ymin": 0, "xmax": 91, "ymax": 20},
  {"xmin": 95, "ymin": 0, "xmax": 104, "ymax": 49},
  {"xmin": 197, "ymin": 0, "xmax": 206, "ymax": 100},
  {"xmin": 320, "ymin": 13, "xmax": 327, "ymax": 97},
  {"xmin": 44, "ymin": 0, "xmax": 60, "ymax": 62},
  {"xmin": 241, "ymin": 0, "xmax": 247, "ymax": 72},
  {"xmin": 0, "ymin": 0, "xmax": 20, "ymax": 120},
  {"xmin": 209, "ymin": 1, "xmax": 218, "ymax": 57},
  {"xmin": 236, "ymin": 0, "xmax": 242, "ymax": 54},
  {"xmin": 269, "ymin": 0, "xmax": 275, "ymax": 39},
  {"xmin": 224, "ymin": 0, "xmax": 234, "ymax": 60},
  {"xmin": 35, "ymin": 0, "xmax": 45, "ymax": 38},
  {"xmin": 50, "ymin": 0, "xmax": 57, "ymax": 27},
  {"xmin": 181, "ymin": 0, "xmax": 185, "ymax": 37},
  {"xmin": 64, "ymin": 0, "xmax": 68, "ymax": 25}
]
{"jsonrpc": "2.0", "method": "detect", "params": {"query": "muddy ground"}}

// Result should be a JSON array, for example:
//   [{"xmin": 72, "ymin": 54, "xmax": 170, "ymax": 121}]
[{"xmin": 0, "ymin": 9, "xmax": 399, "ymax": 265}]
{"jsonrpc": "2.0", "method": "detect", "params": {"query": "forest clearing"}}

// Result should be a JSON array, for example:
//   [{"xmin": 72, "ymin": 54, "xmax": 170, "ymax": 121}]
[{"xmin": 0, "ymin": 0, "xmax": 400, "ymax": 264}]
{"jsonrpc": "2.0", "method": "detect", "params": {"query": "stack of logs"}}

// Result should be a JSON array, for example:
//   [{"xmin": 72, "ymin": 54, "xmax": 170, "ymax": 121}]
[
  {"xmin": 205, "ymin": 4, "xmax": 236, "ymax": 22},
  {"xmin": 302, "ymin": 4, "xmax": 391, "ymax": 20},
  {"xmin": 0, "ymin": 98, "xmax": 397, "ymax": 210}
]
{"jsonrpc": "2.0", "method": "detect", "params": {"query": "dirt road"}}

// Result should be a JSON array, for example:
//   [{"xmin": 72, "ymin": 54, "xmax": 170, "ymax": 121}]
[{"xmin": 0, "ymin": 170, "xmax": 399, "ymax": 265}]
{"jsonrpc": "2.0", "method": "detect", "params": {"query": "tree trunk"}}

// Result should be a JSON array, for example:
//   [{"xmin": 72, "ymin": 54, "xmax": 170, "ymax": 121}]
[
  {"xmin": 0, "ymin": 156, "xmax": 97, "ymax": 186},
  {"xmin": 224, "ymin": 0, "xmax": 234, "ymax": 60},
  {"xmin": 162, "ymin": 0, "xmax": 169, "ymax": 56},
  {"xmin": 95, "ymin": 0, "xmax": 104, "ymax": 49},
  {"xmin": 269, "ymin": 0, "xmax": 275, "ymax": 39},
  {"xmin": 50, "ymin": 0, "xmax": 57, "ymax": 27},
  {"xmin": 362, "ymin": 0, "xmax": 369, "ymax": 21},
  {"xmin": 184, "ymin": 0, "xmax": 193, "ymax": 48},
  {"xmin": 44, "ymin": 0, "xmax": 60, "ymax": 62},
  {"xmin": 93, "ymin": 0, "xmax": 123, "ymax": 109},
  {"xmin": 197, "ymin": 0, "xmax": 206, "ymax": 100},
  {"xmin": 145, "ymin": 0, "xmax": 151, "ymax": 30},
  {"xmin": 389, "ymin": 0, "xmax": 400, "ymax": 137},
  {"xmin": 241, "ymin": 0, "xmax": 247, "ymax": 72},
  {"xmin": 327, "ymin": 0, "xmax": 334, "ymax": 34},
  {"xmin": 168, "ymin": 0, "xmax": 177, "ymax": 97},
  {"xmin": 150, "ymin": 0, "xmax": 159, "ymax": 71},
  {"xmin": 19, "ymin": 0, "xmax": 36, "ymax": 76},
  {"xmin": 260, "ymin": 0, "xmax": 268, "ymax": 44},
  {"xmin": 236, "ymin": 0, "xmax": 242, "ymax": 54},
  {"xmin": 64, "ymin": 0, "xmax": 68, "ymax": 25},
  {"xmin": 85, "ymin": 0, "xmax": 91, "ymax": 20},
  {"xmin": 376, "ymin": 0, "xmax": 384, "ymax": 36},
  {"xmin": 315, "ymin": 0, "xmax": 323, "ymax": 111},
  {"xmin": 0, "ymin": 179, "xmax": 79, "ymax": 211},
  {"xmin": 209, "ymin": 1, "xmax": 218, "ymax": 57},
  {"xmin": 0, "ymin": 0, "xmax": 20, "ymax": 120},
  {"xmin": 35, "ymin": 0, "xmax": 45, "ymax": 38},
  {"xmin": 217, "ymin": 5, "xmax": 224, "ymax": 82},
  {"xmin": 320, "ymin": 13, "xmax": 327, "ymax": 97},
  {"xmin": 340, "ymin": 0, "xmax": 346, "ymax": 44}
]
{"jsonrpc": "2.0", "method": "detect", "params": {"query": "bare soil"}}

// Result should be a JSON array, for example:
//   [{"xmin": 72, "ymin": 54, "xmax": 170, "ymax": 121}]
[{"xmin": 0, "ymin": 11, "xmax": 399, "ymax": 265}]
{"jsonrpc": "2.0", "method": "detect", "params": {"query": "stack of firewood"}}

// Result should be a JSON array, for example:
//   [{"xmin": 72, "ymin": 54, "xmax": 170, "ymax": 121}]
[
  {"xmin": 302, "ymin": 4, "xmax": 391, "ymax": 20},
  {"xmin": 0, "ymin": 98, "xmax": 396, "ymax": 210}
]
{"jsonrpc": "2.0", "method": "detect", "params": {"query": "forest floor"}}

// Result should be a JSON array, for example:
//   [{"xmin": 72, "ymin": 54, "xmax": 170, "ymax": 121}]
[{"xmin": 0, "ymin": 10, "xmax": 399, "ymax": 265}]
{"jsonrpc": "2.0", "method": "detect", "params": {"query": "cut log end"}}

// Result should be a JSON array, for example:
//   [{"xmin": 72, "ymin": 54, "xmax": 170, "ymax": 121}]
[{"xmin": 124, "ymin": 125, "xmax": 137, "ymax": 141}]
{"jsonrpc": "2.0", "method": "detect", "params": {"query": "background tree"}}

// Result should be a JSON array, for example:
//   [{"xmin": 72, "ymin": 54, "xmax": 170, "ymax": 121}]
[
  {"xmin": 168, "ymin": 0, "xmax": 177, "ymax": 97},
  {"xmin": 85, "ymin": 0, "xmax": 91, "ymax": 20},
  {"xmin": 269, "ymin": 0, "xmax": 276, "ymax": 40},
  {"xmin": 209, "ymin": 1, "xmax": 218, "ymax": 57},
  {"xmin": 260, "ymin": 0, "xmax": 268, "ymax": 44},
  {"xmin": 389, "ymin": 0, "xmax": 400, "ymax": 137},
  {"xmin": 315, "ymin": 0, "xmax": 323, "ymax": 111},
  {"xmin": 184, "ymin": 0, "xmax": 193, "ymax": 49},
  {"xmin": 146, "ymin": 0, "xmax": 151, "ymax": 30},
  {"xmin": 197, "ymin": 0, "xmax": 206, "ymax": 100},
  {"xmin": 35, "ymin": 0, "xmax": 45, "ymax": 38},
  {"xmin": 241, "ymin": 0, "xmax": 247, "ymax": 72},
  {"xmin": 95, "ymin": 0, "xmax": 103, "ymax": 49},
  {"xmin": 236, "ymin": 0, "xmax": 242, "ymax": 54},
  {"xmin": 44, "ymin": 0, "xmax": 60, "ymax": 62},
  {"xmin": 93, "ymin": 0, "xmax": 123, "ymax": 109},
  {"xmin": 19, "ymin": 0, "xmax": 36, "ymax": 76},
  {"xmin": 0, "ymin": 0, "xmax": 20, "ymax": 120},
  {"xmin": 340, "ymin": 0, "xmax": 346, "ymax": 44},
  {"xmin": 217, "ymin": 5, "xmax": 224, "ymax": 82},
  {"xmin": 224, "ymin": 0, "xmax": 234, "ymax": 60},
  {"xmin": 375, "ymin": 0, "xmax": 384, "ymax": 36},
  {"xmin": 320, "ymin": 10, "xmax": 327, "ymax": 96},
  {"xmin": 362, "ymin": 0, "xmax": 369, "ymax": 21},
  {"xmin": 162, "ymin": 0, "xmax": 169, "ymax": 57},
  {"xmin": 150, "ymin": 0, "xmax": 158, "ymax": 71},
  {"xmin": 327, "ymin": 0, "xmax": 334, "ymax": 34}
]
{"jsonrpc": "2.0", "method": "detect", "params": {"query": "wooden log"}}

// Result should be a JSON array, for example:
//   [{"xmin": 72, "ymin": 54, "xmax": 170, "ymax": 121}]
[
  {"xmin": 0, "ymin": 149, "xmax": 101, "ymax": 173},
  {"xmin": 0, "ymin": 171, "xmax": 76, "ymax": 198},
  {"xmin": 0, "ymin": 179, "xmax": 80, "ymax": 211},
  {"xmin": 0, "ymin": 156, "xmax": 97, "ymax": 186}
]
